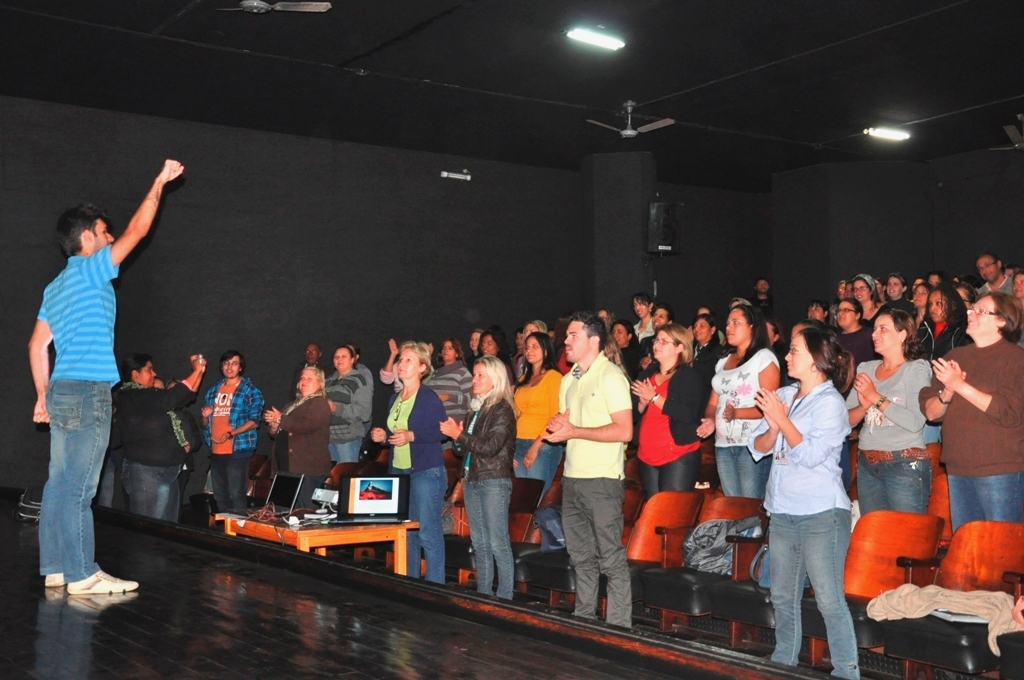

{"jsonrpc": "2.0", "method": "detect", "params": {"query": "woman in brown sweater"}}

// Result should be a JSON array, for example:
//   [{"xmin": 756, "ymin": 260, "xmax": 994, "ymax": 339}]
[
  {"xmin": 265, "ymin": 368, "xmax": 332, "ymax": 477},
  {"xmin": 920, "ymin": 291, "xmax": 1024, "ymax": 532}
]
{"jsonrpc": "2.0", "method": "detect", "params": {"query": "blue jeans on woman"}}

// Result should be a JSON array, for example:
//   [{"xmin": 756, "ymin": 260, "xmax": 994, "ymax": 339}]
[
  {"xmin": 856, "ymin": 455, "xmax": 931, "ymax": 515},
  {"xmin": 329, "ymin": 439, "xmax": 361, "ymax": 464},
  {"xmin": 769, "ymin": 508, "xmax": 859, "ymax": 679},
  {"xmin": 395, "ymin": 465, "xmax": 446, "ymax": 583},
  {"xmin": 716, "ymin": 445, "xmax": 771, "ymax": 498},
  {"xmin": 122, "ymin": 460, "xmax": 181, "ymax": 522},
  {"xmin": 39, "ymin": 380, "xmax": 112, "ymax": 584},
  {"xmin": 948, "ymin": 472, "xmax": 1024, "ymax": 533},
  {"xmin": 463, "ymin": 477, "xmax": 514, "ymax": 599},
  {"xmin": 512, "ymin": 439, "xmax": 562, "ymax": 501}
]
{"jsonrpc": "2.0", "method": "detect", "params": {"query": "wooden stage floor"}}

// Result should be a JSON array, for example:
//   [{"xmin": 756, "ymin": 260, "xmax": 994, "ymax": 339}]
[{"xmin": 1, "ymin": 497, "xmax": 820, "ymax": 680}]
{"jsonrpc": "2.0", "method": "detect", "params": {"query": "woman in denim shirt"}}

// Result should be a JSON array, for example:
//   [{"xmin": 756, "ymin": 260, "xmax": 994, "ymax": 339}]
[{"xmin": 748, "ymin": 327, "xmax": 858, "ymax": 680}]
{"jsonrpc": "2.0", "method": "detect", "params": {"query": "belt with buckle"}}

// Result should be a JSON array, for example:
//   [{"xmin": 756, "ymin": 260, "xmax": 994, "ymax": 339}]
[{"xmin": 860, "ymin": 447, "xmax": 930, "ymax": 465}]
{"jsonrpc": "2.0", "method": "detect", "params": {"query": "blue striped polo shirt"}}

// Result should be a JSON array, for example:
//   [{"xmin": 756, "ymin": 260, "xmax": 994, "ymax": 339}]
[{"xmin": 37, "ymin": 245, "xmax": 120, "ymax": 383}]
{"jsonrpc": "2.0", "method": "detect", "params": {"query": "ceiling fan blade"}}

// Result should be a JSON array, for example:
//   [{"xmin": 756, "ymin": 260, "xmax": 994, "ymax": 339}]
[
  {"xmin": 636, "ymin": 118, "xmax": 675, "ymax": 134},
  {"xmin": 586, "ymin": 119, "xmax": 623, "ymax": 133},
  {"xmin": 1003, "ymin": 125, "xmax": 1024, "ymax": 144},
  {"xmin": 989, "ymin": 145, "xmax": 1019, "ymax": 151},
  {"xmin": 271, "ymin": 2, "xmax": 332, "ymax": 11}
]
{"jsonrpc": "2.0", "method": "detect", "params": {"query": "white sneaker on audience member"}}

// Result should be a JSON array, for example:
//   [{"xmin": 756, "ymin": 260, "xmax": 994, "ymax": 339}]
[
  {"xmin": 44, "ymin": 573, "xmax": 65, "ymax": 588},
  {"xmin": 67, "ymin": 570, "xmax": 139, "ymax": 595}
]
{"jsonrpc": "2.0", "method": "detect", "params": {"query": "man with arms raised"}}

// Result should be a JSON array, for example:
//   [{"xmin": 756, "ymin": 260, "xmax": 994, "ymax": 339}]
[
  {"xmin": 545, "ymin": 311, "xmax": 634, "ymax": 628},
  {"xmin": 29, "ymin": 160, "xmax": 184, "ymax": 595}
]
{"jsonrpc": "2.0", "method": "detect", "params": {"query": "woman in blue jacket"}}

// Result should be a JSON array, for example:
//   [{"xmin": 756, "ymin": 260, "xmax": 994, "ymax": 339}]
[{"xmin": 370, "ymin": 341, "xmax": 447, "ymax": 583}]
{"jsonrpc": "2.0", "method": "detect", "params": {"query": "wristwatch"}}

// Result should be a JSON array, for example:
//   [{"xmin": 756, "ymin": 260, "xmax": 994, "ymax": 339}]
[{"xmin": 937, "ymin": 389, "xmax": 952, "ymax": 405}]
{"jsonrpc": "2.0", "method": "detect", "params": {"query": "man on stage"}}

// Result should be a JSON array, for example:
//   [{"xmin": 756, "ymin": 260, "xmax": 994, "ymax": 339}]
[{"xmin": 29, "ymin": 159, "xmax": 184, "ymax": 595}]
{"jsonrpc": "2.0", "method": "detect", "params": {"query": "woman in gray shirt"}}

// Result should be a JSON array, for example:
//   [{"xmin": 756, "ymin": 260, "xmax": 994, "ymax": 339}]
[{"xmin": 847, "ymin": 310, "xmax": 933, "ymax": 514}]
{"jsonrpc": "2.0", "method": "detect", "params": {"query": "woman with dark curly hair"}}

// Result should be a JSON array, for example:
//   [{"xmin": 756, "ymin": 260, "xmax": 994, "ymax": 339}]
[
  {"xmin": 919, "ymin": 282, "xmax": 972, "ymax": 361},
  {"xmin": 847, "ymin": 310, "xmax": 933, "ymax": 514}
]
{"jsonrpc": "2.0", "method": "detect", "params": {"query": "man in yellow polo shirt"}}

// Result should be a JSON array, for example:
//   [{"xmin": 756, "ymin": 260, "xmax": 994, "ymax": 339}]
[{"xmin": 546, "ymin": 311, "xmax": 633, "ymax": 628}]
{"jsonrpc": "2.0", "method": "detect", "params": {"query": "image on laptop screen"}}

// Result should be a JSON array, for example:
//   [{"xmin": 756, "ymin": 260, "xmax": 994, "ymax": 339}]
[{"xmin": 348, "ymin": 477, "xmax": 399, "ymax": 515}]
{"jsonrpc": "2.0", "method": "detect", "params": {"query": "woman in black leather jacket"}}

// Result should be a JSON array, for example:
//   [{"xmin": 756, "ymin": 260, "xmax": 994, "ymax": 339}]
[
  {"xmin": 440, "ymin": 355, "xmax": 517, "ymax": 599},
  {"xmin": 918, "ymin": 282, "xmax": 972, "ymax": 361}
]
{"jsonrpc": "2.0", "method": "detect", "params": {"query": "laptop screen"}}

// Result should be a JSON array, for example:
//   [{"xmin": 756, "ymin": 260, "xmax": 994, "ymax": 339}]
[
  {"xmin": 266, "ymin": 473, "xmax": 302, "ymax": 511},
  {"xmin": 338, "ymin": 475, "xmax": 409, "ymax": 519}
]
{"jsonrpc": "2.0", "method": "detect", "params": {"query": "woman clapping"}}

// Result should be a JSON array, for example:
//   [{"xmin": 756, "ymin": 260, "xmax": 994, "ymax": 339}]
[
  {"xmin": 748, "ymin": 327, "xmax": 858, "ymax": 679},
  {"xmin": 440, "ymin": 356, "xmax": 517, "ymax": 599}
]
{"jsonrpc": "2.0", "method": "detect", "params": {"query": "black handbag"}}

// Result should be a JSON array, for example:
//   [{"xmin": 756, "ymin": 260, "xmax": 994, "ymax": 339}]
[{"xmin": 358, "ymin": 434, "xmax": 383, "ymax": 464}]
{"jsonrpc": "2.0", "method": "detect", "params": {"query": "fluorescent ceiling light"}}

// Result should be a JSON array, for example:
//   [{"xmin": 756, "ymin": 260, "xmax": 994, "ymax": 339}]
[
  {"xmin": 567, "ymin": 28, "xmax": 624, "ymax": 50},
  {"xmin": 864, "ymin": 127, "xmax": 910, "ymax": 141}
]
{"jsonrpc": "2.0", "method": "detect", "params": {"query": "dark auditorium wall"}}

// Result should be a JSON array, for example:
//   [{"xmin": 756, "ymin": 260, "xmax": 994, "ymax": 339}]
[
  {"xmin": 929, "ymin": 150, "xmax": 1024, "ymax": 276},
  {"xmin": 650, "ymin": 183, "xmax": 773, "ymax": 324},
  {"xmin": 771, "ymin": 162, "xmax": 932, "ymax": 325},
  {"xmin": 0, "ymin": 96, "xmax": 584, "ymax": 490}
]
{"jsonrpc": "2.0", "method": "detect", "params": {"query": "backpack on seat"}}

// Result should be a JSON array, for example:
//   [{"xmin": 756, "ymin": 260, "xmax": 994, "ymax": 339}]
[{"xmin": 682, "ymin": 515, "xmax": 761, "ymax": 575}]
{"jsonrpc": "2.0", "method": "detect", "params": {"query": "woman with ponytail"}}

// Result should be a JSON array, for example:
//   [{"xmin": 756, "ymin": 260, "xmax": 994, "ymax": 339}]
[{"xmin": 748, "ymin": 327, "xmax": 859, "ymax": 679}]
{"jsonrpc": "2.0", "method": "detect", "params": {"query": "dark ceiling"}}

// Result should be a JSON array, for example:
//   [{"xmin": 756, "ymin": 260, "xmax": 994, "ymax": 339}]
[{"xmin": 2, "ymin": 0, "xmax": 1023, "ymax": 191}]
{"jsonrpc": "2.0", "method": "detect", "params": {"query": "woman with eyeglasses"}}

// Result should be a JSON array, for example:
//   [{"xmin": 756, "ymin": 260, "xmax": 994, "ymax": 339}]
[
  {"xmin": 918, "ymin": 282, "xmax": 971, "ymax": 362},
  {"xmin": 632, "ymin": 324, "xmax": 709, "ymax": 498},
  {"xmin": 921, "ymin": 292, "xmax": 1024, "ymax": 532},
  {"xmin": 847, "ymin": 310, "xmax": 933, "ymax": 514},
  {"xmin": 370, "ymin": 342, "xmax": 447, "ymax": 583},
  {"xmin": 704, "ymin": 305, "xmax": 780, "ymax": 498},
  {"xmin": 834, "ymin": 298, "xmax": 875, "ymax": 368},
  {"xmin": 850, "ymin": 274, "xmax": 887, "ymax": 327}
]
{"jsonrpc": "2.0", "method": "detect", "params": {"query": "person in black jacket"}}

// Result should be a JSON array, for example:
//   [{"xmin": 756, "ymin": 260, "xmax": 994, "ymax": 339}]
[
  {"xmin": 610, "ymin": 320, "xmax": 641, "ymax": 381},
  {"xmin": 111, "ymin": 353, "xmax": 206, "ymax": 521},
  {"xmin": 918, "ymin": 282, "xmax": 972, "ymax": 361},
  {"xmin": 440, "ymin": 355, "xmax": 517, "ymax": 600},
  {"xmin": 631, "ymin": 324, "xmax": 710, "ymax": 499},
  {"xmin": 691, "ymin": 312, "xmax": 724, "ymax": 411}
]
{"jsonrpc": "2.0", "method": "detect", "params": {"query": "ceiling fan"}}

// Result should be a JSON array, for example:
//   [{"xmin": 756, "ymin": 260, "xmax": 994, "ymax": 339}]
[
  {"xmin": 990, "ymin": 114, "xmax": 1024, "ymax": 151},
  {"xmin": 586, "ymin": 101, "xmax": 675, "ymax": 139},
  {"xmin": 218, "ymin": 1, "xmax": 332, "ymax": 14}
]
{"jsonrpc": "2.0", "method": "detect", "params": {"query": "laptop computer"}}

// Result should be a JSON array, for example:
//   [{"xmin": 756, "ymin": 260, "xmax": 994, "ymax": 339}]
[
  {"xmin": 265, "ymin": 472, "xmax": 304, "ymax": 516},
  {"xmin": 329, "ymin": 475, "xmax": 410, "ymax": 524}
]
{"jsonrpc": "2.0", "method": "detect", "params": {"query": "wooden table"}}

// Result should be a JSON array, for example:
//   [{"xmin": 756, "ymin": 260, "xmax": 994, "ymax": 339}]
[{"xmin": 217, "ymin": 516, "xmax": 419, "ymax": 576}]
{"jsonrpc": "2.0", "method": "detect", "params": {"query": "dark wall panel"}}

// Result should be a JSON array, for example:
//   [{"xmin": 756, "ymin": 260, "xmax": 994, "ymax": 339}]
[
  {"xmin": 0, "ymin": 96, "xmax": 583, "ymax": 489},
  {"xmin": 826, "ymin": 162, "xmax": 932, "ymax": 293},
  {"xmin": 771, "ymin": 165, "xmax": 831, "ymax": 326},
  {"xmin": 650, "ymin": 184, "xmax": 773, "ymax": 326},
  {"xmin": 930, "ymin": 150, "xmax": 1024, "ymax": 277}
]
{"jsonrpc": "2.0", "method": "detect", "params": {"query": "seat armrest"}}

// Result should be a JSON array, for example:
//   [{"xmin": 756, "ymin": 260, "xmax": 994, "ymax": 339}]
[
  {"xmin": 1004, "ymin": 571, "xmax": 1024, "ymax": 599},
  {"xmin": 897, "ymin": 556, "xmax": 940, "ymax": 584},
  {"xmin": 657, "ymin": 524, "xmax": 695, "ymax": 568}
]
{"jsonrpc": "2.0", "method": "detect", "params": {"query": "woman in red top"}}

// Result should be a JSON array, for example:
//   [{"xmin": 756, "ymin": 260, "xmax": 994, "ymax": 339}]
[{"xmin": 631, "ymin": 324, "xmax": 711, "ymax": 499}]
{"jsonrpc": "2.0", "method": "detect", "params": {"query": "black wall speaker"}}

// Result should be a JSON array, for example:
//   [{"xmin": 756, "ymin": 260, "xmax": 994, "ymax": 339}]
[{"xmin": 647, "ymin": 202, "xmax": 683, "ymax": 254}]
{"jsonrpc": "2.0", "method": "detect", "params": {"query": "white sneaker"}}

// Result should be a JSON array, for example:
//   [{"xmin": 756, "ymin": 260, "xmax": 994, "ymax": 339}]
[
  {"xmin": 67, "ymin": 570, "xmax": 139, "ymax": 595},
  {"xmin": 44, "ymin": 573, "xmax": 65, "ymax": 588}
]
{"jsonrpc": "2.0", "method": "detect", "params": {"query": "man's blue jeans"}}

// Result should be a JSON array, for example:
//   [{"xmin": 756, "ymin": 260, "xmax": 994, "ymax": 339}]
[
  {"xmin": 512, "ymin": 439, "xmax": 562, "ymax": 501},
  {"xmin": 856, "ymin": 455, "xmax": 931, "ymax": 515},
  {"xmin": 716, "ymin": 445, "xmax": 771, "ymax": 498},
  {"xmin": 396, "ymin": 465, "xmax": 446, "ymax": 584},
  {"xmin": 209, "ymin": 455, "xmax": 250, "ymax": 512},
  {"xmin": 39, "ymin": 380, "xmax": 112, "ymax": 583},
  {"xmin": 464, "ymin": 477, "xmax": 514, "ymax": 599},
  {"xmin": 948, "ymin": 472, "xmax": 1024, "ymax": 533},
  {"xmin": 122, "ymin": 460, "xmax": 181, "ymax": 522},
  {"xmin": 329, "ymin": 439, "xmax": 361, "ymax": 464},
  {"xmin": 769, "ymin": 509, "xmax": 859, "ymax": 679}
]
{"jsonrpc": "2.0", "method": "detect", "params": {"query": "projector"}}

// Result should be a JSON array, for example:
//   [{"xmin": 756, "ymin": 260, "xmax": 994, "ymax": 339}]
[{"xmin": 311, "ymin": 488, "xmax": 338, "ymax": 504}]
